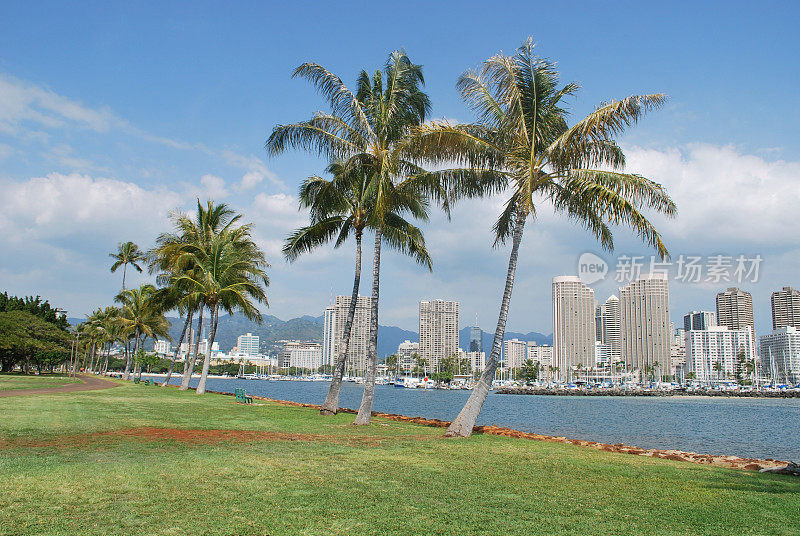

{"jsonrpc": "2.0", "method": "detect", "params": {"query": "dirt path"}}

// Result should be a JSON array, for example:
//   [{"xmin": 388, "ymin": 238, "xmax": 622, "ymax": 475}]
[{"xmin": 0, "ymin": 374, "xmax": 119, "ymax": 397}]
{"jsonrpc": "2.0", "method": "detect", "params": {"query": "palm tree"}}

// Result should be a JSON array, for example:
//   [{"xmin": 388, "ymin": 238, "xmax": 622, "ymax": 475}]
[
  {"xmin": 407, "ymin": 38, "xmax": 676, "ymax": 437},
  {"xmin": 115, "ymin": 284, "xmax": 170, "ymax": 380},
  {"xmin": 268, "ymin": 51, "xmax": 436, "ymax": 424},
  {"xmin": 175, "ymin": 228, "xmax": 270, "ymax": 395},
  {"xmin": 109, "ymin": 241, "xmax": 146, "ymax": 290},
  {"xmin": 153, "ymin": 199, "xmax": 245, "ymax": 391}
]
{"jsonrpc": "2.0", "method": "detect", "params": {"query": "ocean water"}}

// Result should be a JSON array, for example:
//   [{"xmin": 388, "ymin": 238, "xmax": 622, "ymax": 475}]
[{"xmin": 166, "ymin": 377, "xmax": 800, "ymax": 461}]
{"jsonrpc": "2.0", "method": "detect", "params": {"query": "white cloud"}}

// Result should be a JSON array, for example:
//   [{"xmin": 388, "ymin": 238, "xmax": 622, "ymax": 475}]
[
  {"xmin": 222, "ymin": 150, "xmax": 285, "ymax": 190},
  {"xmin": 197, "ymin": 174, "xmax": 229, "ymax": 199},
  {"xmin": 0, "ymin": 172, "xmax": 181, "ymax": 242}
]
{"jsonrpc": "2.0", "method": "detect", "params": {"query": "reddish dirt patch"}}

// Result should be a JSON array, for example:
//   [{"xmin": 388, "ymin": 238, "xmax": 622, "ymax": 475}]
[{"xmin": 0, "ymin": 427, "xmax": 378, "ymax": 449}]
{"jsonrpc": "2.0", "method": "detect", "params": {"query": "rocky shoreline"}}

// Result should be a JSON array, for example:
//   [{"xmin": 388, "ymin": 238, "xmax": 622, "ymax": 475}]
[
  {"xmin": 496, "ymin": 387, "xmax": 800, "ymax": 398},
  {"xmin": 204, "ymin": 389, "xmax": 796, "ymax": 474}
]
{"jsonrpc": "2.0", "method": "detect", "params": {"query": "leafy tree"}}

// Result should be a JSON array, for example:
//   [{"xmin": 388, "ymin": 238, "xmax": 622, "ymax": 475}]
[
  {"xmin": 0, "ymin": 311, "xmax": 71, "ymax": 373},
  {"xmin": 519, "ymin": 359, "xmax": 539, "ymax": 385},
  {"xmin": 0, "ymin": 292, "xmax": 69, "ymax": 330},
  {"xmin": 407, "ymin": 38, "xmax": 676, "ymax": 437}
]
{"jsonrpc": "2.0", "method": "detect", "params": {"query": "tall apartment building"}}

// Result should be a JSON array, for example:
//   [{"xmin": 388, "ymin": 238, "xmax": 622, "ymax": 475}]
[
  {"xmin": 527, "ymin": 343, "xmax": 554, "ymax": 368},
  {"xmin": 458, "ymin": 348, "xmax": 486, "ymax": 373},
  {"xmin": 601, "ymin": 295, "xmax": 621, "ymax": 364},
  {"xmin": 503, "ymin": 339, "xmax": 528, "ymax": 371},
  {"xmin": 771, "ymin": 287, "xmax": 800, "ymax": 330},
  {"xmin": 670, "ymin": 327, "xmax": 686, "ymax": 378},
  {"xmin": 552, "ymin": 276, "xmax": 597, "ymax": 382},
  {"xmin": 419, "ymin": 300, "xmax": 459, "ymax": 372},
  {"xmin": 397, "ymin": 340, "xmax": 419, "ymax": 373},
  {"xmin": 154, "ymin": 340, "xmax": 171, "ymax": 356},
  {"xmin": 759, "ymin": 326, "xmax": 800, "ymax": 384},
  {"xmin": 619, "ymin": 273, "xmax": 671, "ymax": 380},
  {"xmin": 322, "ymin": 295, "xmax": 373, "ymax": 375},
  {"xmin": 322, "ymin": 305, "xmax": 336, "ymax": 368},
  {"xmin": 595, "ymin": 305, "xmax": 604, "ymax": 343},
  {"xmin": 685, "ymin": 327, "xmax": 755, "ymax": 382},
  {"xmin": 683, "ymin": 311, "xmax": 717, "ymax": 332},
  {"xmin": 716, "ymin": 287, "xmax": 755, "ymax": 335},
  {"xmin": 237, "ymin": 333, "xmax": 260, "ymax": 358},
  {"xmin": 279, "ymin": 341, "xmax": 323, "ymax": 371}
]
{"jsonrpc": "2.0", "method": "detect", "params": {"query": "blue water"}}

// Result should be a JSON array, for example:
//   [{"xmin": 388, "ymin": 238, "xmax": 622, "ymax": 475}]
[{"xmin": 167, "ymin": 377, "xmax": 800, "ymax": 461}]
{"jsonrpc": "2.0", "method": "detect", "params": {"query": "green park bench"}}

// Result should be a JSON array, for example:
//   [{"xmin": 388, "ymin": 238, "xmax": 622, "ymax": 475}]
[{"xmin": 235, "ymin": 388, "xmax": 253, "ymax": 404}]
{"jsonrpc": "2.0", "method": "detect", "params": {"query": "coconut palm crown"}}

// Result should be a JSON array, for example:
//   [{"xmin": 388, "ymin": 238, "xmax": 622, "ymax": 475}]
[{"xmin": 405, "ymin": 38, "xmax": 677, "ymax": 437}]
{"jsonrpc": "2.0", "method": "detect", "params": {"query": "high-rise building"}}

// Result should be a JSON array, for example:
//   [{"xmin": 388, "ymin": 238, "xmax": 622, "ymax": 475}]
[
  {"xmin": 686, "ymin": 326, "xmax": 755, "ymax": 382},
  {"xmin": 759, "ymin": 327, "xmax": 800, "ymax": 384},
  {"xmin": 527, "ymin": 343, "xmax": 553, "ymax": 368},
  {"xmin": 237, "ymin": 333, "xmax": 260, "ymax": 358},
  {"xmin": 503, "ymin": 339, "xmax": 528, "ymax": 371},
  {"xmin": 419, "ymin": 300, "xmax": 460, "ymax": 372},
  {"xmin": 595, "ymin": 305, "xmax": 604, "ymax": 343},
  {"xmin": 469, "ymin": 326, "xmax": 483, "ymax": 353},
  {"xmin": 716, "ymin": 287, "xmax": 755, "ymax": 336},
  {"xmin": 683, "ymin": 311, "xmax": 717, "ymax": 332},
  {"xmin": 552, "ymin": 276, "xmax": 597, "ymax": 382},
  {"xmin": 670, "ymin": 327, "xmax": 686, "ymax": 378},
  {"xmin": 619, "ymin": 273, "xmax": 671, "ymax": 380},
  {"xmin": 601, "ymin": 295, "xmax": 621, "ymax": 364},
  {"xmin": 322, "ymin": 305, "xmax": 336, "ymax": 368},
  {"xmin": 323, "ymin": 295, "xmax": 373, "ymax": 375},
  {"xmin": 458, "ymin": 348, "xmax": 486, "ymax": 373},
  {"xmin": 771, "ymin": 287, "xmax": 800, "ymax": 330},
  {"xmin": 397, "ymin": 340, "xmax": 420, "ymax": 373},
  {"xmin": 279, "ymin": 341, "xmax": 323, "ymax": 371}
]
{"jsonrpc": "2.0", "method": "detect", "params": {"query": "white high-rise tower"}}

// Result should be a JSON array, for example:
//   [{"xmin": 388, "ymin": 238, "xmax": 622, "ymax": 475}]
[{"xmin": 552, "ymin": 276, "xmax": 597, "ymax": 382}]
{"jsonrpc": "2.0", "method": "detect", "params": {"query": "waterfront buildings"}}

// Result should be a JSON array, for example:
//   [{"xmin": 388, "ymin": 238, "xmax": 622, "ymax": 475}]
[
  {"xmin": 595, "ymin": 341, "xmax": 611, "ymax": 367},
  {"xmin": 503, "ymin": 338, "xmax": 528, "ymax": 371},
  {"xmin": 759, "ymin": 326, "xmax": 800, "ymax": 384},
  {"xmin": 237, "ymin": 333, "xmax": 260, "ymax": 358},
  {"xmin": 154, "ymin": 339, "xmax": 170, "ymax": 356},
  {"xmin": 322, "ymin": 295, "xmax": 373, "ymax": 374},
  {"xmin": 716, "ymin": 287, "xmax": 755, "ymax": 334},
  {"xmin": 527, "ymin": 343, "xmax": 553, "ymax": 369},
  {"xmin": 397, "ymin": 340, "xmax": 420, "ymax": 373},
  {"xmin": 771, "ymin": 287, "xmax": 800, "ymax": 330},
  {"xmin": 279, "ymin": 341, "xmax": 323, "ymax": 371},
  {"xmin": 552, "ymin": 276, "xmax": 597, "ymax": 382},
  {"xmin": 419, "ymin": 300, "xmax": 459, "ymax": 373},
  {"xmin": 619, "ymin": 273, "xmax": 671, "ymax": 381},
  {"xmin": 685, "ymin": 326, "xmax": 756, "ymax": 382},
  {"xmin": 458, "ymin": 348, "xmax": 486, "ymax": 373},
  {"xmin": 670, "ymin": 327, "xmax": 686, "ymax": 378},
  {"xmin": 683, "ymin": 311, "xmax": 717, "ymax": 332}
]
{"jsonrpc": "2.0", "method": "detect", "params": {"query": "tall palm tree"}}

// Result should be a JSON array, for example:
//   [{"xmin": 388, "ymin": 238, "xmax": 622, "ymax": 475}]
[
  {"xmin": 115, "ymin": 284, "xmax": 170, "ymax": 380},
  {"xmin": 109, "ymin": 241, "xmax": 146, "ymax": 290},
  {"xmin": 407, "ymin": 38, "xmax": 676, "ymax": 437},
  {"xmin": 175, "ymin": 229, "xmax": 270, "ymax": 394},
  {"xmin": 268, "ymin": 51, "xmax": 437, "ymax": 424},
  {"xmin": 153, "ymin": 199, "xmax": 244, "ymax": 391}
]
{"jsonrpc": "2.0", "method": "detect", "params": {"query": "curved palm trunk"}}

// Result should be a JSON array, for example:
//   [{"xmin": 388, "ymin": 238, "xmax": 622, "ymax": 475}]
[
  {"xmin": 131, "ymin": 332, "xmax": 141, "ymax": 381},
  {"xmin": 162, "ymin": 311, "xmax": 192, "ymax": 387},
  {"xmin": 122, "ymin": 263, "xmax": 127, "ymax": 290},
  {"xmin": 321, "ymin": 231, "xmax": 363, "ymax": 415},
  {"xmin": 135, "ymin": 336, "xmax": 145, "ymax": 381},
  {"xmin": 180, "ymin": 305, "xmax": 204, "ymax": 391},
  {"xmin": 196, "ymin": 304, "xmax": 219, "ymax": 395},
  {"xmin": 446, "ymin": 215, "xmax": 526, "ymax": 437},
  {"xmin": 354, "ymin": 228, "xmax": 382, "ymax": 425},
  {"xmin": 88, "ymin": 341, "xmax": 97, "ymax": 373}
]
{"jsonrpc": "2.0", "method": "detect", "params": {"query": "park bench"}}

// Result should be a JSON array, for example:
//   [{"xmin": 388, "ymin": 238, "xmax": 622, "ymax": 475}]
[
  {"xmin": 133, "ymin": 378, "xmax": 140, "ymax": 384},
  {"xmin": 235, "ymin": 388, "xmax": 253, "ymax": 404}
]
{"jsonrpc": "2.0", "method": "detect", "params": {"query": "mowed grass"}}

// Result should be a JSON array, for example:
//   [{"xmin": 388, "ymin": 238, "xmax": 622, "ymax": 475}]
[
  {"xmin": 0, "ymin": 373, "xmax": 79, "ymax": 391},
  {"xmin": 0, "ymin": 382, "xmax": 798, "ymax": 536}
]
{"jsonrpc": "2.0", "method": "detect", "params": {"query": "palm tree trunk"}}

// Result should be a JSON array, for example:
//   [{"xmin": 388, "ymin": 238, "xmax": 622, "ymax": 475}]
[
  {"xmin": 122, "ymin": 263, "xmax": 127, "ymax": 290},
  {"xmin": 122, "ymin": 339, "xmax": 132, "ymax": 380},
  {"xmin": 446, "ymin": 214, "xmax": 526, "ymax": 437},
  {"xmin": 321, "ymin": 230, "xmax": 363, "ymax": 415},
  {"xmin": 354, "ymin": 228, "xmax": 382, "ymax": 425},
  {"xmin": 162, "ymin": 311, "xmax": 192, "ymax": 387},
  {"xmin": 180, "ymin": 305, "xmax": 204, "ymax": 391},
  {"xmin": 196, "ymin": 304, "xmax": 219, "ymax": 395},
  {"xmin": 135, "ymin": 336, "xmax": 145, "ymax": 381},
  {"xmin": 88, "ymin": 341, "xmax": 96, "ymax": 373},
  {"xmin": 131, "ymin": 331, "xmax": 141, "ymax": 381}
]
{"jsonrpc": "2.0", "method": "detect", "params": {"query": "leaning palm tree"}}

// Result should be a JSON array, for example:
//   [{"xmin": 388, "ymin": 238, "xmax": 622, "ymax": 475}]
[
  {"xmin": 109, "ymin": 241, "xmax": 146, "ymax": 290},
  {"xmin": 175, "ymin": 229, "xmax": 270, "ymax": 395},
  {"xmin": 407, "ymin": 38, "xmax": 676, "ymax": 437},
  {"xmin": 268, "ymin": 51, "xmax": 437, "ymax": 424}
]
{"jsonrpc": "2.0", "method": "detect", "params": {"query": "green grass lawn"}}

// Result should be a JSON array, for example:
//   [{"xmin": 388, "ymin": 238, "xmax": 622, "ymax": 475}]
[
  {"xmin": 0, "ymin": 382, "xmax": 797, "ymax": 536},
  {"xmin": 0, "ymin": 373, "xmax": 80, "ymax": 391}
]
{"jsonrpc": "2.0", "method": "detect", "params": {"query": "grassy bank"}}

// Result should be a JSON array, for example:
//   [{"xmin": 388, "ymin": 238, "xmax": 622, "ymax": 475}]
[
  {"xmin": 0, "ymin": 379, "xmax": 798, "ymax": 535},
  {"xmin": 0, "ymin": 373, "xmax": 79, "ymax": 391}
]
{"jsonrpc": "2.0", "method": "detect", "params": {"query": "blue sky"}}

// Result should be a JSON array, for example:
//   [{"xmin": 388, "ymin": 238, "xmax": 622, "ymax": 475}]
[{"xmin": 1, "ymin": 1, "xmax": 799, "ymax": 334}]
